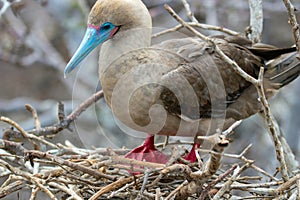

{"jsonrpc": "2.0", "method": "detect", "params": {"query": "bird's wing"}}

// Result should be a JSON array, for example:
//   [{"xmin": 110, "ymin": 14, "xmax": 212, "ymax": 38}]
[{"xmin": 154, "ymin": 36, "xmax": 264, "ymax": 120}]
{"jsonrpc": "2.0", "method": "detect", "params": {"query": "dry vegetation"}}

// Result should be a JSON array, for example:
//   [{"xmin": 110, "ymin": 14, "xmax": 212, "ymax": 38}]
[{"xmin": 0, "ymin": 0, "xmax": 299, "ymax": 199}]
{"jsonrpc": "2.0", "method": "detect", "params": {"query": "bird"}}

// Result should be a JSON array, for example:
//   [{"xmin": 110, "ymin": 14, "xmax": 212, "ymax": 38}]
[{"xmin": 64, "ymin": 0, "xmax": 300, "ymax": 164}]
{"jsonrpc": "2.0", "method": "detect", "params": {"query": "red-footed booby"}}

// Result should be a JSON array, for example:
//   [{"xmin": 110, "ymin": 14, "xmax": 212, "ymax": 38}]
[{"xmin": 64, "ymin": 0, "xmax": 300, "ymax": 164}]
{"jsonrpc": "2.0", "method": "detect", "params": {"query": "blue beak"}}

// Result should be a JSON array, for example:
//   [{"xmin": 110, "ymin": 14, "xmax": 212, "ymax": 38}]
[{"xmin": 64, "ymin": 26, "xmax": 112, "ymax": 78}]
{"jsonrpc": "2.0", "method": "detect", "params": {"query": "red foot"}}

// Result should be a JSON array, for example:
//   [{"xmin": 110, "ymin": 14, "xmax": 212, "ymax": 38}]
[
  {"xmin": 125, "ymin": 135, "xmax": 169, "ymax": 164},
  {"xmin": 182, "ymin": 143, "xmax": 201, "ymax": 163}
]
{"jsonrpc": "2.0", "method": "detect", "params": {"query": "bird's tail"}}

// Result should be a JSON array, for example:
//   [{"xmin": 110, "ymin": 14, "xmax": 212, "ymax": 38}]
[{"xmin": 265, "ymin": 51, "xmax": 300, "ymax": 87}]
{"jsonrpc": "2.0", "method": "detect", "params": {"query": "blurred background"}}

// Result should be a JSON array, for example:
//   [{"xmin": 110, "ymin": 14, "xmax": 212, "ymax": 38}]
[{"xmin": 0, "ymin": 0, "xmax": 299, "ymax": 197}]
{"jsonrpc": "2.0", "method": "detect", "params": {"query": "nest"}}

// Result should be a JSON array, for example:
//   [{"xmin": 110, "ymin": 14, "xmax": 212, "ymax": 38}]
[{"xmin": 0, "ymin": 109, "xmax": 299, "ymax": 199}]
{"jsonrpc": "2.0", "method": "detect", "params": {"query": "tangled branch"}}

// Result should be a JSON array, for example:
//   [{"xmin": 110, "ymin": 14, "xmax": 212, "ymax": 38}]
[{"xmin": 0, "ymin": 0, "xmax": 299, "ymax": 199}]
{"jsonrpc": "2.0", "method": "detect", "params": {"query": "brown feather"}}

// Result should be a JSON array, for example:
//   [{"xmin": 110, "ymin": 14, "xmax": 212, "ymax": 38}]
[{"xmin": 89, "ymin": 0, "xmax": 300, "ymax": 136}]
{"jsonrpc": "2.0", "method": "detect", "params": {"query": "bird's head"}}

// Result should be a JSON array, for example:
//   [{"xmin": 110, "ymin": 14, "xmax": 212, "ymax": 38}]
[{"xmin": 64, "ymin": 0, "xmax": 151, "ymax": 77}]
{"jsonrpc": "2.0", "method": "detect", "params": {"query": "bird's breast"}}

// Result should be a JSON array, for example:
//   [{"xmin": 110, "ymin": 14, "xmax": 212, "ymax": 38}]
[{"xmin": 99, "ymin": 48, "xmax": 185, "ymax": 131}]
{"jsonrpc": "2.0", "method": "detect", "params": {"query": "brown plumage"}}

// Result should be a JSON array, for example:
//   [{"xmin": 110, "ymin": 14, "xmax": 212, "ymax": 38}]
[
  {"xmin": 65, "ymin": 0, "xmax": 300, "ymax": 163},
  {"xmin": 100, "ymin": 35, "xmax": 299, "ymax": 137}
]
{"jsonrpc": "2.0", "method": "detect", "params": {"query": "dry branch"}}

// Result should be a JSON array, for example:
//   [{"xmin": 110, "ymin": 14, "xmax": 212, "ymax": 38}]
[
  {"xmin": 0, "ymin": 1, "xmax": 299, "ymax": 199},
  {"xmin": 89, "ymin": 176, "xmax": 138, "ymax": 200},
  {"xmin": 198, "ymin": 164, "xmax": 238, "ymax": 200},
  {"xmin": 1, "ymin": 90, "xmax": 104, "ymax": 139},
  {"xmin": 152, "ymin": 22, "xmax": 239, "ymax": 38},
  {"xmin": 248, "ymin": 0, "xmax": 263, "ymax": 42},
  {"xmin": 24, "ymin": 150, "xmax": 116, "ymax": 180},
  {"xmin": 181, "ymin": 0, "xmax": 198, "ymax": 23},
  {"xmin": 283, "ymin": 0, "xmax": 300, "ymax": 53}
]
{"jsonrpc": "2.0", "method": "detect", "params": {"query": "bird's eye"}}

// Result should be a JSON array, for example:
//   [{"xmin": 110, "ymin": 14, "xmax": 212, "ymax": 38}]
[
  {"xmin": 101, "ymin": 22, "xmax": 113, "ymax": 31},
  {"xmin": 102, "ymin": 25, "xmax": 110, "ymax": 30}
]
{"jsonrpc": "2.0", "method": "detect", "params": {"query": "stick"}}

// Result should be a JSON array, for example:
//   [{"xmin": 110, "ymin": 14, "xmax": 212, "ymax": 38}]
[
  {"xmin": 0, "ymin": 116, "xmax": 58, "ymax": 149},
  {"xmin": 89, "ymin": 176, "xmax": 139, "ymax": 200},
  {"xmin": 25, "ymin": 150, "xmax": 116, "ymax": 180},
  {"xmin": 248, "ymin": 0, "xmax": 263, "ymax": 42},
  {"xmin": 198, "ymin": 164, "xmax": 238, "ymax": 200},
  {"xmin": 66, "ymin": 90, "xmax": 104, "ymax": 123},
  {"xmin": 282, "ymin": 0, "xmax": 300, "ymax": 53},
  {"xmin": 181, "ymin": 0, "xmax": 198, "ymax": 23},
  {"xmin": 152, "ymin": 22, "xmax": 239, "ymax": 38}
]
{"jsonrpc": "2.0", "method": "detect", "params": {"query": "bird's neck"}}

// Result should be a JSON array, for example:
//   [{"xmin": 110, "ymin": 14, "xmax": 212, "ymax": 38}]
[{"xmin": 98, "ymin": 28, "xmax": 151, "ymax": 75}]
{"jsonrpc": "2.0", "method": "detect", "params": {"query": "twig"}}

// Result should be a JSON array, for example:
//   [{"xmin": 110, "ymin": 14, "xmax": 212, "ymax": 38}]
[
  {"xmin": 0, "ymin": 0, "xmax": 21, "ymax": 18},
  {"xmin": 279, "ymin": 129, "xmax": 299, "ymax": 172},
  {"xmin": 29, "ymin": 187, "xmax": 40, "ymax": 200},
  {"xmin": 194, "ymin": 135, "xmax": 229, "ymax": 181},
  {"xmin": 58, "ymin": 102, "xmax": 65, "ymax": 123},
  {"xmin": 222, "ymin": 120, "xmax": 242, "ymax": 136},
  {"xmin": 200, "ymin": 143, "xmax": 281, "ymax": 182},
  {"xmin": 251, "ymin": 164, "xmax": 280, "ymax": 182},
  {"xmin": 283, "ymin": 0, "xmax": 300, "ymax": 53},
  {"xmin": 198, "ymin": 164, "xmax": 238, "ymax": 200},
  {"xmin": 0, "ymin": 116, "xmax": 58, "ymax": 149},
  {"xmin": 181, "ymin": 0, "xmax": 198, "ymax": 23},
  {"xmin": 215, "ymin": 181, "xmax": 282, "ymax": 189},
  {"xmin": 2, "ymin": 128, "xmax": 24, "ymax": 141},
  {"xmin": 0, "ymin": 159, "xmax": 57, "ymax": 199},
  {"xmin": 165, "ymin": 180, "xmax": 188, "ymax": 200},
  {"xmin": 48, "ymin": 182, "xmax": 82, "ymax": 200},
  {"xmin": 25, "ymin": 104, "xmax": 41, "ymax": 130},
  {"xmin": 110, "ymin": 156, "xmax": 166, "ymax": 171},
  {"xmin": 156, "ymin": 140, "xmax": 194, "ymax": 148},
  {"xmin": 89, "ymin": 176, "xmax": 139, "ymax": 200},
  {"xmin": 297, "ymin": 178, "xmax": 300, "ymax": 200},
  {"xmin": 152, "ymin": 22, "xmax": 239, "ymax": 38},
  {"xmin": 140, "ymin": 168, "xmax": 150, "ymax": 193},
  {"xmin": 31, "ymin": 177, "xmax": 57, "ymax": 200},
  {"xmin": 10, "ymin": 90, "xmax": 104, "ymax": 137},
  {"xmin": 213, "ymin": 163, "xmax": 250, "ymax": 199},
  {"xmin": 24, "ymin": 150, "xmax": 116, "ymax": 180},
  {"xmin": 256, "ymin": 68, "xmax": 289, "ymax": 182},
  {"xmin": 66, "ymin": 90, "xmax": 104, "ymax": 124},
  {"xmin": 25, "ymin": 104, "xmax": 45, "ymax": 152},
  {"xmin": 1, "ymin": 140, "xmax": 27, "ymax": 159},
  {"xmin": 277, "ymin": 173, "xmax": 300, "ymax": 195},
  {"xmin": 163, "ymin": 135, "xmax": 169, "ymax": 149},
  {"xmin": 248, "ymin": 0, "xmax": 263, "ymax": 42},
  {"xmin": 107, "ymin": 182, "xmax": 135, "ymax": 198},
  {"xmin": 0, "ymin": 116, "xmax": 30, "ymax": 138},
  {"xmin": 160, "ymin": 163, "xmax": 192, "ymax": 176},
  {"xmin": 155, "ymin": 188, "xmax": 162, "ymax": 200},
  {"xmin": 0, "ymin": 180, "xmax": 24, "ymax": 198}
]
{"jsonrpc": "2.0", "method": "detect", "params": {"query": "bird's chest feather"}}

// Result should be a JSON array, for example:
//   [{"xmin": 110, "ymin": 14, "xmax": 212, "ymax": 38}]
[{"xmin": 99, "ymin": 48, "xmax": 185, "ymax": 127}]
